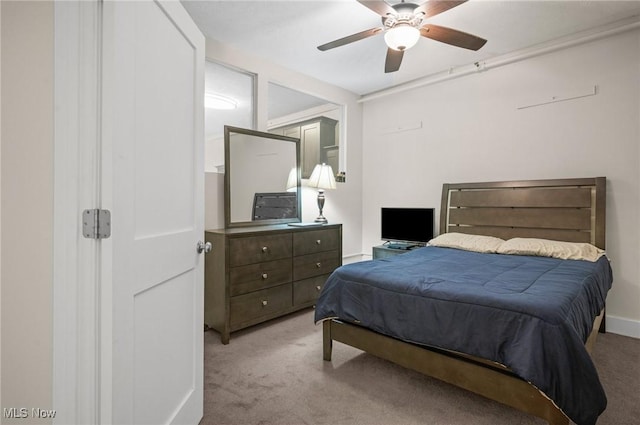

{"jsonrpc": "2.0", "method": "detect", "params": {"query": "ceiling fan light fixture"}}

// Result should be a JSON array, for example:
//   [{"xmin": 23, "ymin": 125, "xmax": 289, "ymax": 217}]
[
  {"xmin": 384, "ymin": 24, "xmax": 420, "ymax": 51},
  {"xmin": 205, "ymin": 93, "xmax": 238, "ymax": 110}
]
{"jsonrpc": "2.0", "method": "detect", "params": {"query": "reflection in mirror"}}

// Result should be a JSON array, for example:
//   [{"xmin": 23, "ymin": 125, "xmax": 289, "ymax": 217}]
[
  {"xmin": 204, "ymin": 60, "xmax": 255, "ymax": 173},
  {"xmin": 267, "ymin": 82, "xmax": 345, "ymax": 182},
  {"xmin": 225, "ymin": 126, "xmax": 301, "ymax": 228}
]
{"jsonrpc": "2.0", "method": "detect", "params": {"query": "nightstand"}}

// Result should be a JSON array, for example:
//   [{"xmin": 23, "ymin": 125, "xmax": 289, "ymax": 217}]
[{"xmin": 372, "ymin": 244, "xmax": 420, "ymax": 259}]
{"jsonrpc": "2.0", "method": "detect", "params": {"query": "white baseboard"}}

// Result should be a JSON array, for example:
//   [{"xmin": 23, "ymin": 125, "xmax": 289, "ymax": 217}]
[
  {"xmin": 343, "ymin": 253, "xmax": 369, "ymax": 264},
  {"xmin": 606, "ymin": 315, "xmax": 640, "ymax": 339}
]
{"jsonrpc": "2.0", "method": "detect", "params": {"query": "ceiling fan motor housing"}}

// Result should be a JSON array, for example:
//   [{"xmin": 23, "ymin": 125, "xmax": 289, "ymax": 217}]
[
  {"xmin": 317, "ymin": 0, "xmax": 487, "ymax": 73},
  {"xmin": 382, "ymin": 2, "xmax": 424, "ymax": 30},
  {"xmin": 383, "ymin": 2, "xmax": 424, "ymax": 51}
]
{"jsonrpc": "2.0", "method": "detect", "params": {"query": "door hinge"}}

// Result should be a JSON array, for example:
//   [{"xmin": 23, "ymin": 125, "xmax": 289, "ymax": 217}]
[{"xmin": 82, "ymin": 209, "xmax": 111, "ymax": 239}]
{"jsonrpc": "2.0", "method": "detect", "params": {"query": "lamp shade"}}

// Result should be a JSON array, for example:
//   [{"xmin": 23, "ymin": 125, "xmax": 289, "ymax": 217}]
[
  {"xmin": 308, "ymin": 163, "xmax": 336, "ymax": 190},
  {"xmin": 384, "ymin": 24, "xmax": 420, "ymax": 51},
  {"xmin": 285, "ymin": 167, "xmax": 298, "ymax": 192}
]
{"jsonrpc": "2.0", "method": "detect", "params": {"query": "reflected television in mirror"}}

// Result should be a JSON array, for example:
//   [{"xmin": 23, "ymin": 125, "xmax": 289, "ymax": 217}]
[{"xmin": 224, "ymin": 125, "xmax": 301, "ymax": 228}]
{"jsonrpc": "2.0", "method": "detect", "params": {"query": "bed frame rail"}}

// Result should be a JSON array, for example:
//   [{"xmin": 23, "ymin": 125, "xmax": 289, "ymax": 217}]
[{"xmin": 323, "ymin": 319, "xmax": 569, "ymax": 425}]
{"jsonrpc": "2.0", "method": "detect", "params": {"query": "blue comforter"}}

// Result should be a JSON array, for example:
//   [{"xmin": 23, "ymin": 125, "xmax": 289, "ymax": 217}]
[{"xmin": 314, "ymin": 246, "xmax": 613, "ymax": 425}]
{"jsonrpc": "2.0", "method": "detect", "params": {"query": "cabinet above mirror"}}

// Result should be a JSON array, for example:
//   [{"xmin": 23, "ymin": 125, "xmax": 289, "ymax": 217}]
[
  {"xmin": 267, "ymin": 82, "xmax": 344, "ymax": 182},
  {"xmin": 269, "ymin": 116, "xmax": 338, "ymax": 179}
]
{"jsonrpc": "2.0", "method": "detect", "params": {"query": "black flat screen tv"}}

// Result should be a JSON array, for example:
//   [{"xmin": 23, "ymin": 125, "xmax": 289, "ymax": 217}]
[{"xmin": 381, "ymin": 207, "xmax": 435, "ymax": 246}]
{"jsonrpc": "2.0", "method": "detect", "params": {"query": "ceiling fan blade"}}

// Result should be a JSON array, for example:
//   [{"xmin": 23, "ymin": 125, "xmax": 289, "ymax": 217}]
[
  {"xmin": 385, "ymin": 48, "xmax": 404, "ymax": 73},
  {"xmin": 357, "ymin": 0, "xmax": 396, "ymax": 17},
  {"xmin": 318, "ymin": 27, "xmax": 383, "ymax": 51},
  {"xmin": 415, "ymin": 0, "xmax": 468, "ymax": 19},
  {"xmin": 420, "ymin": 24, "xmax": 487, "ymax": 50}
]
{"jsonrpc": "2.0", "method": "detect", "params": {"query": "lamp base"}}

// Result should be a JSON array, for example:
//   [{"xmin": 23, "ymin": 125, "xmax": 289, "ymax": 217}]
[
  {"xmin": 314, "ymin": 216, "xmax": 328, "ymax": 224},
  {"xmin": 315, "ymin": 189, "xmax": 328, "ymax": 224}
]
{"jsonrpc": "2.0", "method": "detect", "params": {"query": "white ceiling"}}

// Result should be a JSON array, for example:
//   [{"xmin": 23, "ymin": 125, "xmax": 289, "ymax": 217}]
[
  {"xmin": 183, "ymin": 0, "xmax": 640, "ymax": 96},
  {"xmin": 267, "ymin": 82, "xmax": 331, "ymax": 120}
]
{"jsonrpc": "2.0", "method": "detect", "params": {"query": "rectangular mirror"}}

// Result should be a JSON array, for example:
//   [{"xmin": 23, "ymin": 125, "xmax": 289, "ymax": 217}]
[{"xmin": 224, "ymin": 126, "xmax": 301, "ymax": 228}]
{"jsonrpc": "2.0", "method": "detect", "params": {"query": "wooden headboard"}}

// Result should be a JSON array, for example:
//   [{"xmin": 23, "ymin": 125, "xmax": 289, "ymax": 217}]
[{"xmin": 440, "ymin": 177, "xmax": 606, "ymax": 249}]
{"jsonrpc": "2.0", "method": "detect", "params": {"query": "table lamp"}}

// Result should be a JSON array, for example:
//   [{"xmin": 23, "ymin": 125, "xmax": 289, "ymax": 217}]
[{"xmin": 308, "ymin": 163, "xmax": 336, "ymax": 223}]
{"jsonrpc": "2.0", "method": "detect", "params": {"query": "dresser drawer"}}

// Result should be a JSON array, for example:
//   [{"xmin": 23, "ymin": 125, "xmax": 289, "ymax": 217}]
[
  {"xmin": 293, "ymin": 274, "xmax": 329, "ymax": 306},
  {"xmin": 229, "ymin": 233, "xmax": 292, "ymax": 266},
  {"xmin": 293, "ymin": 227, "xmax": 340, "ymax": 256},
  {"xmin": 293, "ymin": 250, "xmax": 340, "ymax": 281},
  {"xmin": 230, "ymin": 258, "xmax": 292, "ymax": 296},
  {"xmin": 229, "ymin": 283, "xmax": 292, "ymax": 328},
  {"xmin": 206, "ymin": 224, "xmax": 341, "ymax": 344}
]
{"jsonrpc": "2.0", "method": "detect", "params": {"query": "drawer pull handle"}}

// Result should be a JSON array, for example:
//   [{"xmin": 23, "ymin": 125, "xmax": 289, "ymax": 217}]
[
  {"xmin": 316, "ymin": 262, "xmax": 321, "ymax": 268},
  {"xmin": 316, "ymin": 239, "xmax": 321, "ymax": 245},
  {"xmin": 261, "ymin": 273, "xmax": 268, "ymax": 279},
  {"xmin": 316, "ymin": 285, "xmax": 322, "ymax": 291},
  {"xmin": 262, "ymin": 300, "xmax": 268, "ymax": 307},
  {"xmin": 262, "ymin": 246, "xmax": 268, "ymax": 253}
]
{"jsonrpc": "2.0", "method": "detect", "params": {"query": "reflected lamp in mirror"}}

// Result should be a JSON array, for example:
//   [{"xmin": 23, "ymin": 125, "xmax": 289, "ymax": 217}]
[
  {"xmin": 308, "ymin": 163, "xmax": 336, "ymax": 224},
  {"xmin": 286, "ymin": 167, "xmax": 298, "ymax": 192}
]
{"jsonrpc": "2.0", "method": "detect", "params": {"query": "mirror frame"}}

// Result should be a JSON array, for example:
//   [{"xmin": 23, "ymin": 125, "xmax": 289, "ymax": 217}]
[{"xmin": 224, "ymin": 125, "xmax": 301, "ymax": 228}]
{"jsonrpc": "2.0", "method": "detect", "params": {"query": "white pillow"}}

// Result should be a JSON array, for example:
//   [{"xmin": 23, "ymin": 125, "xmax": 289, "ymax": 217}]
[
  {"xmin": 496, "ymin": 238, "xmax": 605, "ymax": 262},
  {"xmin": 427, "ymin": 232, "xmax": 505, "ymax": 254}
]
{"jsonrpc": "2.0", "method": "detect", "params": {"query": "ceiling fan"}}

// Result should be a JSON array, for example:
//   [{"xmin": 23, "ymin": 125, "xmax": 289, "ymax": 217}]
[{"xmin": 317, "ymin": 0, "xmax": 487, "ymax": 73}]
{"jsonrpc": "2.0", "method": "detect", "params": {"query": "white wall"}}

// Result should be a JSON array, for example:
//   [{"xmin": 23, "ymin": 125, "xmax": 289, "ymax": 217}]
[
  {"xmin": 361, "ymin": 28, "xmax": 640, "ymax": 335},
  {"xmin": 1, "ymin": 1, "xmax": 54, "ymax": 422},
  {"xmin": 203, "ymin": 39, "xmax": 364, "ymax": 259}
]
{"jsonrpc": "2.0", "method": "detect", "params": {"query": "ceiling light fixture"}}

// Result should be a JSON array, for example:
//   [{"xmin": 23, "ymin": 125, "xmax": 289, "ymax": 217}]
[
  {"xmin": 204, "ymin": 93, "xmax": 238, "ymax": 110},
  {"xmin": 384, "ymin": 24, "xmax": 420, "ymax": 51}
]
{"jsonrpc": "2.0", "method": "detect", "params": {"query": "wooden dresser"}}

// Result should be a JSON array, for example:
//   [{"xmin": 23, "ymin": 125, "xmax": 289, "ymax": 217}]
[{"xmin": 205, "ymin": 223, "xmax": 342, "ymax": 344}]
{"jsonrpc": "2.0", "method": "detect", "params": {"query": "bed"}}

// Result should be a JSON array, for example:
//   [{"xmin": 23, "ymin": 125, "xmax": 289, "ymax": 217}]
[{"xmin": 315, "ymin": 177, "xmax": 612, "ymax": 425}]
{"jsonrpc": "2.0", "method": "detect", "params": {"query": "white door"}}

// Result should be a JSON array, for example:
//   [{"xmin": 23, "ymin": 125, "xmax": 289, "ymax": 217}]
[{"xmin": 101, "ymin": 1, "xmax": 205, "ymax": 423}]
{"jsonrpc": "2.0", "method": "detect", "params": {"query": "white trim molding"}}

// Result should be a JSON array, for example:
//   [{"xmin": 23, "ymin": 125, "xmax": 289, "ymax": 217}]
[
  {"xmin": 360, "ymin": 16, "xmax": 640, "ymax": 103},
  {"xmin": 606, "ymin": 315, "xmax": 640, "ymax": 339},
  {"xmin": 343, "ymin": 253, "xmax": 369, "ymax": 264},
  {"xmin": 53, "ymin": 2, "xmax": 102, "ymax": 423}
]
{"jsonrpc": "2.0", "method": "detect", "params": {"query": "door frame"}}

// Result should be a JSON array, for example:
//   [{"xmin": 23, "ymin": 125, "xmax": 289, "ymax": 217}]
[
  {"xmin": 53, "ymin": 2, "xmax": 205, "ymax": 424},
  {"xmin": 52, "ymin": 2, "xmax": 104, "ymax": 423}
]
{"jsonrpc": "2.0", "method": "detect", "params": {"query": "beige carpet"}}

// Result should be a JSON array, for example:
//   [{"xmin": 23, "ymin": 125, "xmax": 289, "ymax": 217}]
[{"xmin": 201, "ymin": 309, "xmax": 640, "ymax": 425}]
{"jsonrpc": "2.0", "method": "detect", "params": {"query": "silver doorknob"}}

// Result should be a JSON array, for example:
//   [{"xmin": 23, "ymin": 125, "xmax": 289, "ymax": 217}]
[{"xmin": 197, "ymin": 240, "xmax": 212, "ymax": 254}]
